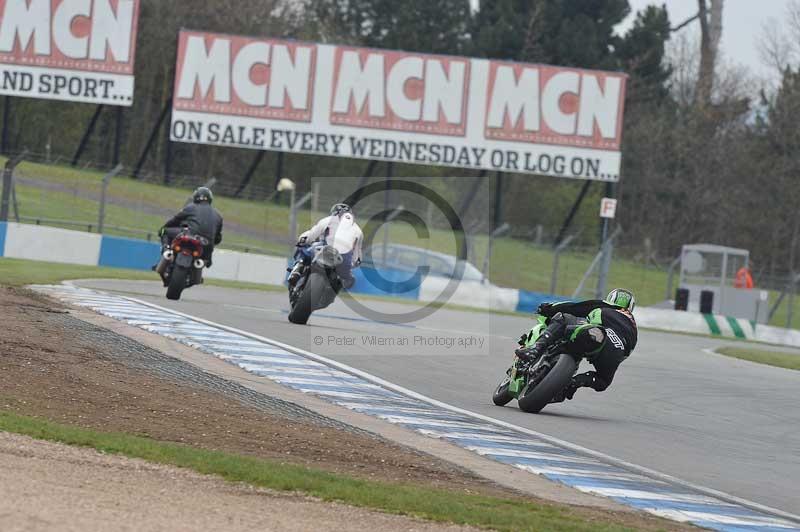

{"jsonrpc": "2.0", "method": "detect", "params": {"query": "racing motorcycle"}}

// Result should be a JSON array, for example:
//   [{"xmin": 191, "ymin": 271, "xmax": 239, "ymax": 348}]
[
  {"xmin": 492, "ymin": 314, "xmax": 580, "ymax": 413},
  {"xmin": 156, "ymin": 229, "xmax": 208, "ymax": 301},
  {"xmin": 287, "ymin": 242, "xmax": 343, "ymax": 324}
]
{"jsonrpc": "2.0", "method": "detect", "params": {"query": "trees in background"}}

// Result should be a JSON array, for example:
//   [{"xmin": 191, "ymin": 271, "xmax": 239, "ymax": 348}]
[{"xmin": 3, "ymin": 0, "xmax": 800, "ymax": 277}]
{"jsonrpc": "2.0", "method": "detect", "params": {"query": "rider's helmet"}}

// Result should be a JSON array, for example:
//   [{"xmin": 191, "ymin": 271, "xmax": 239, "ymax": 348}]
[
  {"xmin": 330, "ymin": 203, "xmax": 352, "ymax": 217},
  {"xmin": 605, "ymin": 288, "xmax": 635, "ymax": 312},
  {"xmin": 192, "ymin": 187, "xmax": 214, "ymax": 204}
]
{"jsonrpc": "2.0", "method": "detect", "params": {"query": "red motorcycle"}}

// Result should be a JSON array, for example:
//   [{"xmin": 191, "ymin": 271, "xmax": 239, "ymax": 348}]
[{"xmin": 156, "ymin": 230, "xmax": 208, "ymax": 300}]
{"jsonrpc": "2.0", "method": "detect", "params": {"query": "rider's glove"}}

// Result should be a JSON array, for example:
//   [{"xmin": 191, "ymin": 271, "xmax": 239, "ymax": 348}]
[
  {"xmin": 296, "ymin": 236, "xmax": 308, "ymax": 246},
  {"xmin": 158, "ymin": 227, "xmax": 166, "ymax": 237},
  {"xmin": 515, "ymin": 345, "xmax": 542, "ymax": 362},
  {"xmin": 536, "ymin": 303, "xmax": 554, "ymax": 316}
]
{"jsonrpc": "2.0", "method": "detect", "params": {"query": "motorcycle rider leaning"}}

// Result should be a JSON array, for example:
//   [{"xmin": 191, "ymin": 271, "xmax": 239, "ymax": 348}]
[
  {"xmin": 288, "ymin": 203, "xmax": 363, "ymax": 290},
  {"xmin": 515, "ymin": 289, "xmax": 638, "ymax": 403},
  {"xmin": 160, "ymin": 187, "xmax": 223, "ymax": 266}
]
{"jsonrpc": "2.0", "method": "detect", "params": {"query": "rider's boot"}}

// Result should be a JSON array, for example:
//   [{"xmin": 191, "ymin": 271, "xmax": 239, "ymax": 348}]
[
  {"xmin": 515, "ymin": 323, "xmax": 560, "ymax": 362},
  {"xmin": 549, "ymin": 372, "xmax": 597, "ymax": 403}
]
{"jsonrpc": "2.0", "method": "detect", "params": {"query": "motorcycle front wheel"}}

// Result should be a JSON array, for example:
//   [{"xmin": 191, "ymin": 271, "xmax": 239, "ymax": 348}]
[
  {"xmin": 517, "ymin": 354, "xmax": 578, "ymax": 414},
  {"xmin": 492, "ymin": 376, "xmax": 514, "ymax": 406},
  {"xmin": 288, "ymin": 272, "xmax": 326, "ymax": 324}
]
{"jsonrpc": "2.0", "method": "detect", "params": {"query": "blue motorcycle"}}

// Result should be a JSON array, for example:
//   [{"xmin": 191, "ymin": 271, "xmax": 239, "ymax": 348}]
[{"xmin": 287, "ymin": 242, "xmax": 344, "ymax": 324}]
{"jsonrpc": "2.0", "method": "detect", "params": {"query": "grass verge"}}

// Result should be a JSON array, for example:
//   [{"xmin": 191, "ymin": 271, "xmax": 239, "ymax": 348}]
[
  {"xmin": 8, "ymin": 158, "xmax": 673, "ymax": 304},
  {"xmin": 0, "ymin": 411, "xmax": 638, "ymax": 532},
  {"xmin": 715, "ymin": 347, "xmax": 800, "ymax": 371},
  {"xmin": 0, "ymin": 257, "xmax": 283, "ymax": 293}
]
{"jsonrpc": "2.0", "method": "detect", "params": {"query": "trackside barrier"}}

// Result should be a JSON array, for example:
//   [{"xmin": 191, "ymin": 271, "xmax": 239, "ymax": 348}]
[
  {"xmin": 3, "ymin": 222, "xmax": 800, "ymax": 348},
  {"xmin": 0, "ymin": 222, "xmax": 6, "ymax": 256}
]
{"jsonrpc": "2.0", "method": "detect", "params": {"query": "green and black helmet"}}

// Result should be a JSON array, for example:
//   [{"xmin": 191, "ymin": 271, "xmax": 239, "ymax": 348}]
[{"xmin": 605, "ymin": 288, "xmax": 635, "ymax": 312}]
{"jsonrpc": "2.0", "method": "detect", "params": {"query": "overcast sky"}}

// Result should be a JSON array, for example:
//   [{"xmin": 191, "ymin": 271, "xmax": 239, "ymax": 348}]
[
  {"xmin": 468, "ymin": 1, "xmax": 792, "ymax": 82},
  {"xmin": 618, "ymin": 0, "xmax": 791, "ymax": 82}
]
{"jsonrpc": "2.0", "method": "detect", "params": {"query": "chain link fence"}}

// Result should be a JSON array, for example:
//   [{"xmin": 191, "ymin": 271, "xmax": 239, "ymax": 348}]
[{"xmin": 6, "ymin": 154, "xmax": 800, "ymax": 327}]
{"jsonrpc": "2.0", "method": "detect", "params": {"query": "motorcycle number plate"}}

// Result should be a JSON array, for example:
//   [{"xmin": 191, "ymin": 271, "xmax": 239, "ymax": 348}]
[{"xmin": 176, "ymin": 254, "xmax": 193, "ymax": 267}]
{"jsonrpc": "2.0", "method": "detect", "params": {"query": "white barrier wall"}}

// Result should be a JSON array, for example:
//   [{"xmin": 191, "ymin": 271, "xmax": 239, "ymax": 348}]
[
  {"xmin": 4, "ymin": 223, "xmax": 101, "ymax": 266},
  {"xmin": 204, "ymin": 249, "xmax": 288, "ymax": 285},
  {"xmin": 5, "ymin": 222, "xmax": 800, "ymax": 349},
  {"xmin": 419, "ymin": 276, "xmax": 520, "ymax": 312},
  {"xmin": 236, "ymin": 253, "xmax": 288, "ymax": 285}
]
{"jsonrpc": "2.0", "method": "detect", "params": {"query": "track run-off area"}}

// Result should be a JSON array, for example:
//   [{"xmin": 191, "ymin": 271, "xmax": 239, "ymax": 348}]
[{"xmin": 34, "ymin": 280, "xmax": 800, "ymax": 531}]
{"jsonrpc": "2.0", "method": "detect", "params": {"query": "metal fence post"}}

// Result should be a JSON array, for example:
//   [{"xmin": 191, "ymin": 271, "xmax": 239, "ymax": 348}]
[
  {"xmin": 550, "ymin": 234, "xmax": 576, "ymax": 295},
  {"xmin": 787, "ymin": 273, "xmax": 797, "ymax": 329},
  {"xmin": 595, "ymin": 237, "xmax": 614, "ymax": 299},
  {"xmin": 0, "ymin": 150, "xmax": 27, "ymax": 222},
  {"xmin": 10, "ymin": 175, "xmax": 19, "ymax": 222},
  {"xmin": 289, "ymin": 192, "xmax": 313, "ymax": 256},
  {"xmin": 665, "ymin": 256, "xmax": 682, "ymax": 300},
  {"xmin": 482, "ymin": 223, "xmax": 510, "ymax": 280},
  {"xmin": 97, "ymin": 164, "xmax": 123, "ymax": 234}
]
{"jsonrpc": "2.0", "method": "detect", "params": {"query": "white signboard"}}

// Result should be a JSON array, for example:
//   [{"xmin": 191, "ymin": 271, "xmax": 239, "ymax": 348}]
[
  {"xmin": 600, "ymin": 197, "xmax": 617, "ymax": 219},
  {"xmin": 171, "ymin": 31, "xmax": 628, "ymax": 181},
  {"xmin": 0, "ymin": 0, "xmax": 140, "ymax": 106}
]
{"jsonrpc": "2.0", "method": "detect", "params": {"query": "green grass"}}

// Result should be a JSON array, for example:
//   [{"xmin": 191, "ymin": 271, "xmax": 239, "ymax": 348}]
[
  {"xmin": 715, "ymin": 347, "xmax": 800, "ymax": 371},
  {"xmin": 0, "ymin": 411, "xmax": 640, "ymax": 532},
  {"xmin": 10, "ymin": 158, "xmax": 800, "ymax": 329},
  {"xmin": 0, "ymin": 257, "xmax": 282, "ymax": 293},
  {"xmin": 9, "ymin": 160, "xmax": 669, "ymax": 298}
]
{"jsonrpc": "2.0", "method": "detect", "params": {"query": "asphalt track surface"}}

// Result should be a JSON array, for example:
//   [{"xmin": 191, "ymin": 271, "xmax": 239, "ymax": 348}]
[{"xmin": 76, "ymin": 280, "xmax": 800, "ymax": 514}]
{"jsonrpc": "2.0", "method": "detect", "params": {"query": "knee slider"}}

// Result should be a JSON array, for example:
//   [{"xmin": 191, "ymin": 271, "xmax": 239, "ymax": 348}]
[{"xmin": 571, "ymin": 326, "xmax": 606, "ymax": 354}]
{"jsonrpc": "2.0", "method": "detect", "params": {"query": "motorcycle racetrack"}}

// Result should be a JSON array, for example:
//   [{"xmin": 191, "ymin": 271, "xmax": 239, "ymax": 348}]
[{"xmin": 40, "ymin": 280, "xmax": 800, "ymax": 528}]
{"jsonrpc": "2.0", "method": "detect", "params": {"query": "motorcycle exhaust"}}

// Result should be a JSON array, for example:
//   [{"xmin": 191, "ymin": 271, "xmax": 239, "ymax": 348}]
[
  {"xmin": 155, "ymin": 250, "xmax": 175, "ymax": 276},
  {"xmin": 155, "ymin": 257, "xmax": 169, "ymax": 275},
  {"xmin": 193, "ymin": 258, "xmax": 205, "ymax": 269}
]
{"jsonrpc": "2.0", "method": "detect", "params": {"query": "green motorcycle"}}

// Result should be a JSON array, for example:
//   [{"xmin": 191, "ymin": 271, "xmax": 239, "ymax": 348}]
[{"xmin": 492, "ymin": 315, "xmax": 579, "ymax": 413}]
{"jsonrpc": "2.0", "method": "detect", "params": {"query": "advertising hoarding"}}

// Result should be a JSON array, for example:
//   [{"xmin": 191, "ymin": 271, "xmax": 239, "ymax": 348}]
[
  {"xmin": 0, "ymin": 0, "xmax": 140, "ymax": 106},
  {"xmin": 171, "ymin": 30, "xmax": 627, "ymax": 181}
]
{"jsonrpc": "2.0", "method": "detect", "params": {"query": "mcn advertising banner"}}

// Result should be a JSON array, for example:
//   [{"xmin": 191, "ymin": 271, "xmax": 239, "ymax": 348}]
[
  {"xmin": 171, "ymin": 30, "xmax": 627, "ymax": 181},
  {"xmin": 0, "ymin": 0, "xmax": 140, "ymax": 106}
]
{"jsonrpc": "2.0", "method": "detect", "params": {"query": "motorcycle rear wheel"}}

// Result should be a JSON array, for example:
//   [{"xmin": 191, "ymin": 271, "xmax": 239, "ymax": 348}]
[
  {"xmin": 517, "ymin": 354, "xmax": 578, "ymax": 413},
  {"xmin": 166, "ymin": 265, "xmax": 188, "ymax": 301}
]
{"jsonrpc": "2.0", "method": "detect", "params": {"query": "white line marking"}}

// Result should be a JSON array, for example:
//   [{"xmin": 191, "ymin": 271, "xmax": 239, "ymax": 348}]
[
  {"xmin": 371, "ymin": 416, "xmax": 500, "ymax": 431},
  {"xmin": 271, "ymin": 376, "xmax": 384, "ymax": 389},
  {"xmin": 646, "ymin": 509, "xmax": 797, "ymax": 528},
  {"xmin": 572, "ymin": 487, "xmax": 729, "ymax": 505},
  {"xmin": 234, "ymin": 358, "xmax": 312, "ymax": 368},
  {"xmin": 467, "ymin": 446, "xmax": 604, "ymax": 466},
  {"xmin": 516, "ymin": 464, "xmax": 655, "ymax": 483},
  {"xmin": 299, "ymin": 389, "xmax": 403, "ymax": 401},
  {"xmin": 415, "ymin": 429, "xmax": 558, "ymax": 446},
  {"xmin": 49, "ymin": 284, "xmax": 800, "ymax": 525}
]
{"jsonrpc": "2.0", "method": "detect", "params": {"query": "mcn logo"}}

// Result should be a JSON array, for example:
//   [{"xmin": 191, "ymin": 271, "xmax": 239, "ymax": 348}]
[
  {"xmin": 330, "ymin": 47, "xmax": 469, "ymax": 137},
  {"xmin": 0, "ymin": 0, "xmax": 139, "ymax": 73},
  {"xmin": 175, "ymin": 32, "xmax": 315, "ymax": 122},
  {"xmin": 485, "ymin": 62, "xmax": 625, "ymax": 151}
]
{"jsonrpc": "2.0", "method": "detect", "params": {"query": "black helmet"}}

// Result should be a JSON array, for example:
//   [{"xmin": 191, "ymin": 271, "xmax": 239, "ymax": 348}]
[
  {"xmin": 330, "ymin": 203, "xmax": 352, "ymax": 217},
  {"xmin": 192, "ymin": 187, "xmax": 213, "ymax": 204}
]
